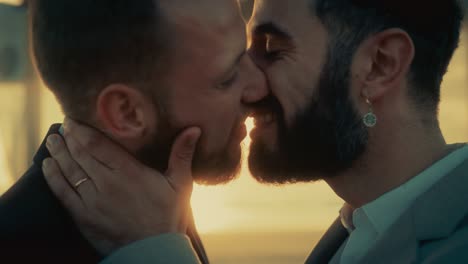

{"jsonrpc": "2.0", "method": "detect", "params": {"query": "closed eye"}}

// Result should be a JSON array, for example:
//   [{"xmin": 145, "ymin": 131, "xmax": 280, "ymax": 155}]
[
  {"xmin": 249, "ymin": 23, "xmax": 292, "ymax": 63},
  {"xmin": 219, "ymin": 70, "xmax": 239, "ymax": 89},
  {"xmin": 265, "ymin": 50, "xmax": 284, "ymax": 61}
]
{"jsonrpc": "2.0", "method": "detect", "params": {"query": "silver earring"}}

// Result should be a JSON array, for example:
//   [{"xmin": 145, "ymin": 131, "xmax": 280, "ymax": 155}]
[{"xmin": 363, "ymin": 98, "xmax": 377, "ymax": 128}]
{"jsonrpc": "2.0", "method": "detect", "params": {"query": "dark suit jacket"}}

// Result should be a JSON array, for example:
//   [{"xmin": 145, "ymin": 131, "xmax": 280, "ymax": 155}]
[{"xmin": 0, "ymin": 124, "xmax": 209, "ymax": 264}]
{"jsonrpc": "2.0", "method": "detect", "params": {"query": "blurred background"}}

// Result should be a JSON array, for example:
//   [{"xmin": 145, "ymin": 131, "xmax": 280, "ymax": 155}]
[{"xmin": 0, "ymin": 1, "xmax": 467, "ymax": 263}]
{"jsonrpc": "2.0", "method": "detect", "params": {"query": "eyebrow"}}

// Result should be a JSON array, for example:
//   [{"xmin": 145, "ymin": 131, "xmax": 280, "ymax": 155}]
[{"xmin": 253, "ymin": 22, "xmax": 291, "ymax": 39}]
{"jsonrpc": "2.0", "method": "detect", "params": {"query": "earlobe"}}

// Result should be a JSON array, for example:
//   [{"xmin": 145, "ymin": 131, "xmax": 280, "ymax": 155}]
[{"xmin": 96, "ymin": 84, "xmax": 152, "ymax": 140}]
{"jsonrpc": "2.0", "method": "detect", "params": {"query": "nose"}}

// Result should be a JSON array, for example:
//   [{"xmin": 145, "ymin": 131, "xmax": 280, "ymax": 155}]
[{"xmin": 242, "ymin": 55, "xmax": 268, "ymax": 104}]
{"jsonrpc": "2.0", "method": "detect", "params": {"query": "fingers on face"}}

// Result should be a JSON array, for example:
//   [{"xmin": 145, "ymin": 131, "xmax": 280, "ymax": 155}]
[
  {"xmin": 42, "ymin": 157, "xmax": 86, "ymax": 215},
  {"xmin": 46, "ymin": 134, "xmax": 98, "ymax": 196},
  {"xmin": 166, "ymin": 127, "xmax": 201, "ymax": 194},
  {"xmin": 63, "ymin": 118, "xmax": 138, "ymax": 171},
  {"xmin": 61, "ymin": 118, "xmax": 196, "ymax": 199},
  {"xmin": 62, "ymin": 133, "xmax": 111, "ymax": 189}
]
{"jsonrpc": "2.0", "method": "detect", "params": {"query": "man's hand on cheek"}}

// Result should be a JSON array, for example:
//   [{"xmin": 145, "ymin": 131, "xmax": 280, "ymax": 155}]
[{"xmin": 42, "ymin": 118, "xmax": 201, "ymax": 256}]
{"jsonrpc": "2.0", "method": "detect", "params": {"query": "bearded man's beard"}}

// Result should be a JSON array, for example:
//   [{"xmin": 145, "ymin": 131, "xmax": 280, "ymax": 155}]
[
  {"xmin": 249, "ymin": 42, "xmax": 369, "ymax": 184},
  {"xmin": 136, "ymin": 108, "xmax": 242, "ymax": 186}
]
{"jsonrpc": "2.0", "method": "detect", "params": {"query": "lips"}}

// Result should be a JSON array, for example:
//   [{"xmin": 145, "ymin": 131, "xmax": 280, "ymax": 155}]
[
  {"xmin": 248, "ymin": 108, "xmax": 279, "ymax": 143},
  {"xmin": 249, "ymin": 94, "xmax": 282, "ymax": 128},
  {"xmin": 253, "ymin": 112, "xmax": 276, "ymax": 128}
]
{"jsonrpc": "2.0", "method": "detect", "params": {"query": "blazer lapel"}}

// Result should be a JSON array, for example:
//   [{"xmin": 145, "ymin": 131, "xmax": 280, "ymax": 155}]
[
  {"xmin": 328, "ymin": 239, "xmax": 347, "ymax": 264},
  {"xmin": 358, "ymin": 211, "xmax": 419, "ymax": 264},
  {"xmin": 360, "ymin": 158, "xmax": 468, "ymax": 264},
  {"xmin": 186, "ymin": 207, "xmax": 210, "ymax": 264},
  {"xmin": 412, "ymin": 159, "xmax": 468, "ymax": 241},
  {"xmin": 305, "ymin": 217, "xmax": 349, "ymax": 264}
]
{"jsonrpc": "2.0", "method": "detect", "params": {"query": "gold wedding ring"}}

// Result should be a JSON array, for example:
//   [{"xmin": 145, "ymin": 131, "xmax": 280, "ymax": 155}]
[{"xmin": 74, "ymin": 178, "xmax": 89, "ymax": 189}]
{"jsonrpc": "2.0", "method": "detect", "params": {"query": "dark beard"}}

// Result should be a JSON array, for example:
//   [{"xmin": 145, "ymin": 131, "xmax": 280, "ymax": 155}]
[
  {"xmin": 136, "ymin": 103, "xmax": 242, "ymax": 186},
  {"xmin": 191, "ymin": 144, "xmax": 242, "ymax": 186},
  {"xmin": 248, "ymin": 43, "xmax": 369, "ymax": 184},
  {"xmin": 136, "ymin": 116, "xmax": 175, "ymax": 177}
]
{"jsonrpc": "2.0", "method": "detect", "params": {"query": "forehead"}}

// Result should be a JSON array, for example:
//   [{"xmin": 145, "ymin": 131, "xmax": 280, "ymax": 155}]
[
  {"xmin": 160, "ymin": 0, "xmax": 247, "ymax": 83},
  {"xmin": 163, "ymin": 0, "xmax": 246, "ymax": 56},
  {"xmin": 162, "ymin": 0, "xmax": 243, "ymax": 34},
  {"xmin": 249, "ymin": 0, "xmax": 317, "ymax": 34}
]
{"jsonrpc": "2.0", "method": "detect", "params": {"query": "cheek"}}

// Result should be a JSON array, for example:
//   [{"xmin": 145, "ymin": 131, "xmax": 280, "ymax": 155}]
[
  {"xmin": 266, "ymin": 53, "xmax": 322, "ymax": 125},
  {"xmin": 202, "ymin": 107, "xmax": 239, "ymax": 150},
  {"xmin": 266, "ymin": 62, "xmax": 316, "ymax": 126},
  {"xmin": 170, "ymin": 99, "xmax": 239, "ymax": 154}
]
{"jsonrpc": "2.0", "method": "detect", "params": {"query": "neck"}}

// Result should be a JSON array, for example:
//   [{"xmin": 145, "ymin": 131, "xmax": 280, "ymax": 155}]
[{"xmin": 325, "ymin": 117, "xmax": 451, "ymax": 209}]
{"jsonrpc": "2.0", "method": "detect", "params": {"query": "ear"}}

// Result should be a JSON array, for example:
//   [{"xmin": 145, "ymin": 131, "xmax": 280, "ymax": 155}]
[
  {"xmin": 353, "ymin": 28, "xmax": 415, "ymax": 101},
  {"xmin": 96, "ymin": 84, "xmax": 157, "ymax": 143}
]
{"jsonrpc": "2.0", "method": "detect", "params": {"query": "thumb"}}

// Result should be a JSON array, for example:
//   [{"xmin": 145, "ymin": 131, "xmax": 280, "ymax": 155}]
[{"xmin": 166, "ymin": 127, "xmax": 202, "ymax": 191}]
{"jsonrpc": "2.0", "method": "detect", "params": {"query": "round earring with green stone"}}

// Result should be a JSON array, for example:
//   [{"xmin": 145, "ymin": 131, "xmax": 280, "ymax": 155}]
[{"xmin": 363, "ymin": 98, "xmax": 377, "ymax": 128}]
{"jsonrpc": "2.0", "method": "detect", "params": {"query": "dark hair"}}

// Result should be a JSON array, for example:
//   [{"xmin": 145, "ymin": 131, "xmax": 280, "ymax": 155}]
[
  {"xmin": 30, "ymin": 0, "xmax": 170, "ymax": 119},
  {"xmin": 313, "ymin": 0, "xmax": 464, "ymax": 113}
]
